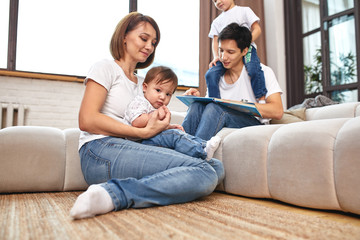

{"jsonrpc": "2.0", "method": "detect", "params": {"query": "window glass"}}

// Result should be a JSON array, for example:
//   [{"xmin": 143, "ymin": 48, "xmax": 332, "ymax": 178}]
[
  {"xmin": 0, "ymin": 0, "xmax": 10, "ymax": 69},
  {"xmin": 329, "ymin": 15, "xmax": 357, "ymax": 86},
  {"xmin": 327, "ymin": 0, "xmax": 354, "ymax": 16},
  {"xmin": 331, "ymin": 89, "xmax": 358, "ymax": 103},
  {"xmin": 303, "ymin": 32, "xmax": 322, "ymax": 94},
  {"xmin": 137, "ymin": 0, "xmax": 199, "ymax": 87},
  {"xmin": 302, "ymin": 0, "xmax": 320, "ymax": 33},
  {"xmin": 16, "ymin": 0, "xmax": 128, "ymax": 76}
]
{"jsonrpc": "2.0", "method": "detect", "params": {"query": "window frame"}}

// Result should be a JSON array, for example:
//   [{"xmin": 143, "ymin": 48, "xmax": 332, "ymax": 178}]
[{"xmin": 285, "ymin": 0, "xmax": 360, "ymax": 107}]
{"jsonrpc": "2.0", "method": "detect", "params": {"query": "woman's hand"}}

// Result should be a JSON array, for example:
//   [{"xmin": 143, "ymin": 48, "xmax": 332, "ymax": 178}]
[{"xmin": 183, "ymin": 88, "xmax": 200, "ymax": 96}]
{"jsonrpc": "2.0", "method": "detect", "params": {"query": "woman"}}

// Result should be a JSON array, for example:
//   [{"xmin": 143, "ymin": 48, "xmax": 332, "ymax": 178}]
[
  {"xmin": 182, "ymin": 23, "xmax": 284, "ymax": 141},
  {"xmin": 70, "ymin": 12, "xmax": 225, "ymax": 219}
]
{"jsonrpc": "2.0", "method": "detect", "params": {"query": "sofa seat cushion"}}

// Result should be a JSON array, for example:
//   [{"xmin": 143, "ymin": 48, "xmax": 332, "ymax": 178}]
[
  {"xmin": 220, "ymin": 116, "xmax": 360, "ymax": 215},
  {"xmin": 268, "ymin": 118, "xmax": 349, "ymax": 211}
]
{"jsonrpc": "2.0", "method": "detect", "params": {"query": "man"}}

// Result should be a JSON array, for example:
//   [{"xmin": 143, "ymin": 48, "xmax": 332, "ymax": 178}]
[{"xmin": 182, "ymin": 23, "xmax": 283, "ymax": 140}]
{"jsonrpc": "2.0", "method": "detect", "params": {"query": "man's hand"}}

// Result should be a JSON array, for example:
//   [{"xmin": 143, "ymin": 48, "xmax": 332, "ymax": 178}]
[{"xmin": 183, "ymin": 88, "xmax": 200, "ymax": 96}]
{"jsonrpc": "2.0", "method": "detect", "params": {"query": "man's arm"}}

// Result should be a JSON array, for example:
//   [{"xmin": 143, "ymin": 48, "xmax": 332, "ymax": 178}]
[{"xmin": 255, "ymin": 93, "xmax": 284, "ymax": 120}]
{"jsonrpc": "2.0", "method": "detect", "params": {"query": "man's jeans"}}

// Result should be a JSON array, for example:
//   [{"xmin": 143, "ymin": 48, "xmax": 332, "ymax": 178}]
[
  {"xmin": 182, "ymin": 102, "xmax": 262, "ymax": 141},
  {"xmin": 79, "ymin": 137, "xmax": 225, "ymax": 211},
  {"xmin": 142, "ymin": 129, "xmax": 207, "ymax": 159},
  {"xmin": 205, "ymin": 45, "xmax": 267, "ymax": 99}
]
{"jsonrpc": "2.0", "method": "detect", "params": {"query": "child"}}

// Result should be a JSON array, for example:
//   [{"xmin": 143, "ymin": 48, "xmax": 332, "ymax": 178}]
[
  {"xmin": 124, "ymin": 66, "xmax": 221, "ymax": 160},
  {"xmin": 206, "ymin": 0, "xmax": 267, "ymax": 101}
]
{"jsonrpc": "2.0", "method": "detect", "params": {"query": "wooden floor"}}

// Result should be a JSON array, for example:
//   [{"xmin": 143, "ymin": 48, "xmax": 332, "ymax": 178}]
[
  {"xmin": 224, "ymin": 193, "xmax": 360, "ymax": 227},
  {"xmin": 1, "ymin": 191, "xmax": 360, "ymax": 240}
]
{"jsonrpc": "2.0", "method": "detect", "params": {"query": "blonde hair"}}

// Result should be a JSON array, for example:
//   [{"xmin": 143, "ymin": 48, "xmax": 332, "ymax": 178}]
[{"xmin": 110, "ymin": 12, "xmax": 160, "ymax": 69}]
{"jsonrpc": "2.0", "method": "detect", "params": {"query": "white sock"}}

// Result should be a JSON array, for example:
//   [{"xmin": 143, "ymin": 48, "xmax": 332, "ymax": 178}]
[
  {"xmin": 205, "ymin": 136, "xmax": 221, "ymax": 160},
  {"xmin": 70, "ymin": 184, "xmax": 115, "ymax": 220}
]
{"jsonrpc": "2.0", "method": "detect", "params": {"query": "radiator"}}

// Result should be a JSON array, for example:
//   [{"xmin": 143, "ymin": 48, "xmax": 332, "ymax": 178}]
[{"xmin": 0, "ymin": 103, "xmax": 27, "ymax": 128}]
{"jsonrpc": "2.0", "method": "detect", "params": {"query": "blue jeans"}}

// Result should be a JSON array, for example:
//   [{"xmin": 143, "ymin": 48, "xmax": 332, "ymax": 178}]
[
  {"xmin": 182, "ymin": 102, "xmax": 262, "ymax": 141},
  {"xmin": 142, "ymin": 129, "xmax": 207, "ymax": 159},
  {"xmin": 79, "ymin": 137, "xmax": 225, "ymax": 211},
  {"xmin": 205, "ymin": 45, "xmax": 267, "ymax": 99}
]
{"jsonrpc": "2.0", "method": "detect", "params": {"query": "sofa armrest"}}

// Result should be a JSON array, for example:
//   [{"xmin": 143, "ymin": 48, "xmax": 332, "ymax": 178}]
[{"xmin": 0, "ymin": 126, "xmax": 66, "ymax": 193}]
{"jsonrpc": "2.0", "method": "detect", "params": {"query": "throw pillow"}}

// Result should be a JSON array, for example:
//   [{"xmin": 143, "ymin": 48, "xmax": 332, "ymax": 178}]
[{"xmin": 270, "ymin": 108, "xmax": 306, "ymax": 124}]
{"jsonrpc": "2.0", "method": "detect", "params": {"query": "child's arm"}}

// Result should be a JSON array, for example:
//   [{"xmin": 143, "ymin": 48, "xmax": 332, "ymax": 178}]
[
  {"xmin": 131, "ymin": 106, "xmax": 167, "ymax": 128},
  {"xmin": 209, "ymin": 36, "xmax": 220, "ymax": 68},
  {"xmin": 251, "ymin": 21, "xmax": 262, "ymax": 42},
  {"xmin": 132, "ymin": 112, "xmax": 152, "ymax": 128}
]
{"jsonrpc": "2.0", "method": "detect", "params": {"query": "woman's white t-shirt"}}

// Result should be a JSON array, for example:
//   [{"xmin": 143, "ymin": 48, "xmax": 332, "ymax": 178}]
[{"xmin": 78, "ymin": 59, "xmax": 144, "ymax": 149}]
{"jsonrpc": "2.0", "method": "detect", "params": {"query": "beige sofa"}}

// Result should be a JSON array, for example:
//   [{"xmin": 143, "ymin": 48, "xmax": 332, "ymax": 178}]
[{"xmin": 1, "ymin": 102, "xmax": 360, "ymax": 215}]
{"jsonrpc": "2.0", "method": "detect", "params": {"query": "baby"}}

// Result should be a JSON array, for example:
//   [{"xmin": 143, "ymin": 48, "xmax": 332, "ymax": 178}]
[{"xmin": 124, "ymin": 66, "xmax": 221, "ymax": 160}]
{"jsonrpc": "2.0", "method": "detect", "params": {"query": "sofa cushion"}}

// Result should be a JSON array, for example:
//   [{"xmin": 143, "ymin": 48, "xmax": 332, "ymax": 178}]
[
  {"xmin": 0, "ymin": 126, "xmax": 66, "ymax": 192},
  {"xmin": 63, "ymin": 128, "xmax": 88, "ymax": 191},
  {"xmin": 267, "ymin": 118, "xmax": 350, "ymax": 211},
  {"xmin": 334, "ymin": 117, "xmax": 360, "ymax": 215},
  {"xmin": 221, "ymin": 124, "xmax": 282, "ymax": 198}
]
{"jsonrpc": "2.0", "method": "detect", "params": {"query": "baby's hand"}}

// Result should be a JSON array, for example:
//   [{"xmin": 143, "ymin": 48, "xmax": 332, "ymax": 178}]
[
  {"xmin": 157, "ymin": 106, "xmax": 169, "ymax": 120},
  {"xmin": 167, "ymin": 124, "xmax": 184, "ymax": 131},
  {"xmin": 157, "ymin": 107, "xmax": 165, "ymax": 120}
]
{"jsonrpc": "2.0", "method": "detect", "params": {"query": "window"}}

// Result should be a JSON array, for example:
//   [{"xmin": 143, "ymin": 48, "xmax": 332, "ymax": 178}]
[
  {"xmin": 137, "ymin": 0, "xmax": 199, "ymax": 87},
  {"xmin": 1, "ymin": 0, "xmax": 200, "ymax": 87},
  {"xmin": 0, "ymin": 0, "xmax": 10, "ymax": 68},
  {"xmin": 285, "ymin": 0, "xmax": 359, "ymax": 106},
  {"xmin": 16, "ymin": 0, "xmax": 127, "ymax": 76}
]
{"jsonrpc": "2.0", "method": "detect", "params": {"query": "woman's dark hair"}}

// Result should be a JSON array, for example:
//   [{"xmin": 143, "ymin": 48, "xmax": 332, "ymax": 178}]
[
  {"xmin": 110, "ymin": 12, "xmax": 160, "ymax": 69},
  {"xmin": 218, "ymin": 23, "xmax": 252, "ymax": 52},
  {"xmin": 144, "ymin": 66, "xmax": 178, "ymax": 93}
]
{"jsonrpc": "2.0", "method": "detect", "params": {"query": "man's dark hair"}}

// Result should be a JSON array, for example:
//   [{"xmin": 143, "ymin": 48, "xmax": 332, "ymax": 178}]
[{"xmin": 218, "ymin": 23, "xmax": 252, "ymax": 52}]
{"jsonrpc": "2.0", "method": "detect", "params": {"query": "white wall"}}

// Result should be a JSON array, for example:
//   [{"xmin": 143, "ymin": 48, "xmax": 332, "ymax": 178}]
[
  {"xmin": 0, "ymin": 76, "xmax": 84, "ymax": 129},
  {"xmin": 0, "ymin": 75, "xmax": 187, "ymax": 129},
  {"xmin": 264, "ymin": 0, "xmax": 287, "ymax": 109}
]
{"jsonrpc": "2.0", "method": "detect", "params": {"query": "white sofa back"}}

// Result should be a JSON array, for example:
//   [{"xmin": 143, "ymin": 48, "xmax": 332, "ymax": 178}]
[{"xmin": 305, "ymin": 102, "xmax": 360, "ymax": 120}]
